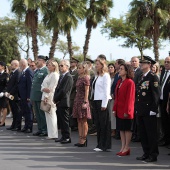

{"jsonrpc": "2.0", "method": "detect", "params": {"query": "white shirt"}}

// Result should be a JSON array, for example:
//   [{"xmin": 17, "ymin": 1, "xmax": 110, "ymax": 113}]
[
  {"xmin": 23, "ymin": 66, "xmax": 29, "ymax": 72},
  {"xmin": 160, "ymin": 70, "xmax": 170, "ymax": 100},
  {"xmin": 93, "ymin": 72, "xmax": 111, "ymax": 107}
]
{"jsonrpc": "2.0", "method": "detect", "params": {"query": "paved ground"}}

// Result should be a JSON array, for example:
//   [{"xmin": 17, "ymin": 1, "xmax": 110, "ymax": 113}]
[{"xmin": 0, "ymin": 118, "xmax": 170, "ymax": 170}]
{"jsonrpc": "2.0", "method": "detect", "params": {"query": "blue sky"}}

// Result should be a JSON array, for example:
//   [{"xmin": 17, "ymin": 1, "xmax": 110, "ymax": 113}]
[{"xmin": 0, "ymin": 0, "xmax": 169, "ymax": 61}]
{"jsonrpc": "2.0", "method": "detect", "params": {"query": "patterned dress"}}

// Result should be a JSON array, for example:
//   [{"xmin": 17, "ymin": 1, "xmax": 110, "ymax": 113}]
[{"xmin": 72, "ymin": 76, "xmax": 91, "ymax": 119}]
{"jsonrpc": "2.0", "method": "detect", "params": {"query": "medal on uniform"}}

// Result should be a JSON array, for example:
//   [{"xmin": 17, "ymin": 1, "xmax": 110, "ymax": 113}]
[{"xmin": 142, "ymin": 92, "xmax": 146, "ymax": 96}]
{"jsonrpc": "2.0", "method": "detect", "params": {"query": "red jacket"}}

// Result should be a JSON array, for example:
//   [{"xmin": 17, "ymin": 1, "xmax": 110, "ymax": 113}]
[{"xmin": 113, "ymin": 78, "xmax": 135, "ymax": 119}]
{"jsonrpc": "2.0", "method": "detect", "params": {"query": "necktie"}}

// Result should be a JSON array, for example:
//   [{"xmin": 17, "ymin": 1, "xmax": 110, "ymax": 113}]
[
  {"xmin": 56, "ymin": 74, "xmax": 64, "ymax": 89},
  {"xmin": 161, "ymin": 71, "xmax": 168, "ymax": 87}
]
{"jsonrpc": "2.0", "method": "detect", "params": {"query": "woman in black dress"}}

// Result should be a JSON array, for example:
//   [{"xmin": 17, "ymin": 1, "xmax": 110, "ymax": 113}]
[{"xmin": 0, "ymin": 61, "xmax": 9, "ymax": 126}]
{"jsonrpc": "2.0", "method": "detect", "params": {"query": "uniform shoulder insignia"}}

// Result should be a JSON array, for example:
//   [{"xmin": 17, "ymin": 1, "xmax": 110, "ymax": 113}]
[{"xmin": 154, "ymin": 82, "xmax": 158, "ymax": 87}]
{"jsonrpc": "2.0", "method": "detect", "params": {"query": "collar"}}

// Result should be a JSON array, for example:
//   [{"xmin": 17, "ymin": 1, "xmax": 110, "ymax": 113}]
[
  {"xmin": 70, "ymin": 68, "xmax": 77, "ymax": 72},
  {"xmin": 12, "ymin": 68, "xmax": 18, "ymax": 73},
  {"xmin": 39, "ymin": 66, "xmax": 46, "ymax": 70},
  {"xmin": 143, "ymin": 70, "xmax": 150, "ymax": 77},
  {"xmin": 134, "ymin": 67, "xmax": 139, "ymax": 72},
  {"xmin": 62, "ymin": 71, "xmax": 69, "ymax": 77},
  {"xmin": 0, "ymin": 70, "xmax": 4, "ymax": 74},
  {"xmin": 23, "ymin": 66, "xmax": 29, "ymax": 72}
]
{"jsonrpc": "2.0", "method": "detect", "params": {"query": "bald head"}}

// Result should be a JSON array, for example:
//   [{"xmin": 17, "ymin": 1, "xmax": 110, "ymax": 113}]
[
  {"xmin": 164, "ymin": 56, "xmax": 170, "ymax": 70},
  {"xmin": 11, "ymin": 60, "xmax": 19, "ymax": 71},
  {"xmin": 131, "ymin": 57, "xmax": 139, "ymax": 69},
  {"xmin": 19, "ymin": 59, "xmax": 28, "ymax": 70}
]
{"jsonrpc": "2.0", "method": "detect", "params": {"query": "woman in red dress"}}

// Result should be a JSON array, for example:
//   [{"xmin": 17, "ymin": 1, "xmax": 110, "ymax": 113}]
[
  {"xmin": 113, "ymin": 64, "xmax": 135, "ymax": 156},
  {"xmin": 73, "ymin": 62, "xmax": 91, "ymax": 147}
]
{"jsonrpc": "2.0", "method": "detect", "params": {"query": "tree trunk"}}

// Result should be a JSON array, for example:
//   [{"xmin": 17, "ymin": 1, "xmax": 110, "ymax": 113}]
[
  {"xmin": 25, "ymin": 9, "xmax": 38, "ymax": 60},
  {"xmin": 49, "ymin": 29, "xmax": 59, "ymax": 59},
  {"xmin": 26, "ymin": 31, "xmax": 30, "ymax": 59},
  {"xmin": 153, "ymin": 15, "xmax": 159, "ymax": 61},
  {"xmin": 31, "ymin": 28, "xmax": 38, "ymax": 60},
  {"xmin": 83, "ymin": 26, "xmax": 92, "ymax": 61},
  {"xmin": 67, "ymin": 31, "xmax": 73, "ymax": 59}
]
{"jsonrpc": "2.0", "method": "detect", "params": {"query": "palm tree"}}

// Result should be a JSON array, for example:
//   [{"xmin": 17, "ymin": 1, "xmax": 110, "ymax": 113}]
[
  {"xmin": 83, "ymin": 0, "xmax": 113, "ymax": 60},
  {"xmin": 41, "ymin": 0, "xmax": 86, "ymax": 59},
  {"xmin": 11, "ymin": 0, "xmax": 40, "ymax": 60},
  {"xmin": 128, "ymin": 0, "xmax": 170, "ymax": 61}
]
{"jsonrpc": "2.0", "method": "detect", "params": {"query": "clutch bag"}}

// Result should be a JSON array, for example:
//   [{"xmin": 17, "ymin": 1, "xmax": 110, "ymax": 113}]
[{"xmin": 40, "ymin": 101, "xmax": 51, "ymax": 113}]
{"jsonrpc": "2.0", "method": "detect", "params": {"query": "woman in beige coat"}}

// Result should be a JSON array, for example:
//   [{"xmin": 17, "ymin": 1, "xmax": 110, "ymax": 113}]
[{"xmin": 41, "ymin": 61, "xmax": 59, "ymax": 139}]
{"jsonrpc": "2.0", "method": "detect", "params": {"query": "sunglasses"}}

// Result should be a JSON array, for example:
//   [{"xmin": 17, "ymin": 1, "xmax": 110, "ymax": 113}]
[
  {"xmin": 165, "ymin": 61, "xmax": 170, "ymax": 64},
  {"xmin": 30, "ymin": 65, "xmax": 35, "ymax": 67},
  {"xmin": 59, "ymin": 65, "xmax": 64, "ymax": 67}
]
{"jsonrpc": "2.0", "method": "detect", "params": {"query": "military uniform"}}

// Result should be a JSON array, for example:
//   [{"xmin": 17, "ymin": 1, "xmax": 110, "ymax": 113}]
[
  {"xmin": 136, "ymin": 56, "xmax": 160, "ymax": 162},
  {"xmin": 30, "ymin": 65, "xmax": 48, "ymax": 134}
]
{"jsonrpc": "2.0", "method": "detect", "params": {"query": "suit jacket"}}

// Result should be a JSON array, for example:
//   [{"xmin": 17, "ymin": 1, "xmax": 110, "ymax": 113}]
[
  {"xmin": 160, "ymin": 69, "xmax": 170, "ymax": 102},
  {"xmin": 6, "ymin": 69, "xmax": 21, "ymax": 101},
  {"xmin": 113, "ymin": 78, "xmax": 135, "ymax": 119},
  {"xmin": 134, "ymin": 67, "xmax": 142, "ymax": 85},
  {"xmin": 70, "ymin": 69, "xmax": 78, "ymax": 101},
  {"xmin": 53, "ymin": 72, "xmax": 73, "ymax": 108},
  {"xmin": 18, "ymin": 67, "xmax": 33, "ymax": 100},
  {"xmin": 111, "ymin": 72, "xmax": 120, "ymax": 95},
  {"xmin": 0, "ymin": 72, "xmax": 9, "ymax": 93},
  {"xmin": 30, "ymin": 66, "xmax": 48, "ymax": 101},
  {"xmin": 135, "ymin": 71, "xmax": 160, "ymax": 116}
]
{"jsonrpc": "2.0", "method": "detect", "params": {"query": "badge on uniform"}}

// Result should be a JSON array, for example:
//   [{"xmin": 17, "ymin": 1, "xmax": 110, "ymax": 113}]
[
  {"xmin": 141, "ymin": 81, "xmax": 149, "ymax": 89},
  {"xmin": 154, "ymin": 82, "xmax": 158, "ymax": 87},
  {"xmin": 142, "ymin": 92, "xmax": 146, "ymax": 96},
  {"xmin": 6, "ymin": 77, "xmax": 9, "ymax": 81},
  {"xmin": 38, "ymin": 73, "xmax": 44, "ymax": 75}
]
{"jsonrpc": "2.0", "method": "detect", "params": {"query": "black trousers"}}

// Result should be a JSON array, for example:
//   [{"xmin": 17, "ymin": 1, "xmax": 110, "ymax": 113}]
[
  {"xmin": 93, "ymin": 100, "xmax": 111, "ymax": 151},
  {"xmin": 138, "ymin": 115, "xmax": 159, "ymax": 159},
  {"xmin": 160, "ymin": 100, "xmax": 170, "ymax": 143},
  {"xmin": 20, "ymin": 100, "xmax": 33, "ymax": 129},
  {"xmin": 9, "ymin": 100, "xmax": 22, "ymax": 129},
  {"xmin": 57, "ymin": 107, "xmax": 70, "ymax": 139}
]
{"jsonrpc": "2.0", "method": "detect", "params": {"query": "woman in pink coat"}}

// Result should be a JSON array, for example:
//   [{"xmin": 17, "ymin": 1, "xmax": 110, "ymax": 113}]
[{"xmin": 113, "ymin": 64, "xmax": 135, "ymax": 156}]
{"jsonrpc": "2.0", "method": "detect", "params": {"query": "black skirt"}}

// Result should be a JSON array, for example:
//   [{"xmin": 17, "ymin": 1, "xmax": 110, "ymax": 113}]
[
  {"xmin": 116, "ymin": 116, "xmax": 133, "ymax": 131},
  {"xmin": 0, "ymin": 97, "xmax": 8, "ymax": 109}
]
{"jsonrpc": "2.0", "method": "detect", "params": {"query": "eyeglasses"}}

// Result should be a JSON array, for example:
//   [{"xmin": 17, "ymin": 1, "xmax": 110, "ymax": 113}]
[
  {"xmin": 59, "ymin": 65, "xmax": 64, "ymax": 67},
  {"xmin": 165, "ymin": 61, "xmax": 170, "ymax": 64}
]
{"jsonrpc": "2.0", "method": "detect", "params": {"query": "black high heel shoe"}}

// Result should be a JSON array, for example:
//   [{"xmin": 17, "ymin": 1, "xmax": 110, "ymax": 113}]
[
  {"xmin": 0, "ymin": 123, "xmax": 5, "ymax": 127},
  {"xmin": 77, "ymin": 138, "xmax": 87, "ymax": 147}
]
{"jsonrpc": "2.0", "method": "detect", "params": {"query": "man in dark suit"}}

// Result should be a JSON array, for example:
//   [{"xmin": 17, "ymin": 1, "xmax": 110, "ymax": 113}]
[
  {"xmin": 18, "ymin": 59, "xmax": 33, "ymax": 133},
  {"xmin": 136, "ymin": 56, "xmax": 160, "ymax": 162},
  {"xmin": 131, "ymin": 57, "xmax": 142, "ymax": 142},
  {"xmin": 159, "ymin": 56, "xmax": 170, "ymax": 147},
  {"xmin": 6, "ymin": 60, "xmax": 22, "ymax": 131},
  {"xmin": 69, "ymin": 57, "xmax": 79, "ymax": 131},
  {"xmin": 54, "ymin": 59, "xmax": 73, "ymax": 144}
]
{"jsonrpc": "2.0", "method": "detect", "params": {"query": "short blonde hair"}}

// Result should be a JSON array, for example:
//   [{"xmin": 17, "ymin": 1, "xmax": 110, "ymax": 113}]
[
  {"xmin": 77, "ymin": 62, "xmax": 89, "ymax": 76},
  {"xmin": 152, "ymin": 62, "xmax": 160, "ymax": 75},
  {"xmin": 48, "ymin": 60, "xmax": 59, "ymax": 73},
  {"xmin": 95, "ymin": 58, "xmax": 108, "ymax": 75}
]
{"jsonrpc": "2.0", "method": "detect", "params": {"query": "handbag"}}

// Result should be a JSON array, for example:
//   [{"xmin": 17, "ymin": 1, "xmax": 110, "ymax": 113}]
[{"xmin": 40, "ymin": 100, "xmax": 51, "ymax": 113}]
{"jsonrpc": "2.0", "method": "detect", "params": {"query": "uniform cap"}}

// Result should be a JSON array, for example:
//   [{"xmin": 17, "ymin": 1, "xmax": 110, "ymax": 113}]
[{"xmin": 140, "ymin": 56, "xmax": 156, "ymax": 64}]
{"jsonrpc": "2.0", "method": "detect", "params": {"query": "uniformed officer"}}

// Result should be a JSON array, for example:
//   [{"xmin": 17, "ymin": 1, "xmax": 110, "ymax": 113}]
[
  {"xmin": 135, "ymin": 56, "xmax": 160, "ymax": 162},
  {"xmin": 30, "ymin": 55, "xmax": 48, "ymax": 136}
]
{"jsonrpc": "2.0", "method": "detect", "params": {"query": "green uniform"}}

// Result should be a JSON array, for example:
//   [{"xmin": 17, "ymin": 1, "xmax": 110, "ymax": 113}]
[{"xmin": 30, "ymin": 67, "xmax": 48, "ymax": 133}]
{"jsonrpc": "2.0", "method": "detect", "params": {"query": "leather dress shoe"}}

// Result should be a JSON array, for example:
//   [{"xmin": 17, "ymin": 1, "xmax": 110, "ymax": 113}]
[
  {"xmin": 55, "ymin": 137, "xmax": 64, "ymax": 142},
  {"xmin": 25, "ymin": 129, "xmax": 32, "ymax": 133},
  {"xmin": 11, "ymin": 128, "xmax": 21, "ymax": 131},
  {"xmin": 33, "ymin": 131, "xmax": 42, "ymax": 136},
  {"xmin": 6, "ymin": 127, "xmax": 14, "ymax": 130},
  {"xmin": 158, "ymin": 141, "xmax": 169, "ymax": 146},
  {"xmin": 136, "ymin": 155, "xmax": 148, "ymax": 160},
  {"xmin": 144, "ymin": 157, "xmax": 157, "ymax": 162},
  {"xmin": 39, "ymin": 133, "xmax": 48, "ymax": 137},
  {"xmin": 60, "ymin": 138, "xmax": 71, "ymax": 144},
  {"xmin": 21, "ymin": 128, "xmax": 27, "ymax": 132}
]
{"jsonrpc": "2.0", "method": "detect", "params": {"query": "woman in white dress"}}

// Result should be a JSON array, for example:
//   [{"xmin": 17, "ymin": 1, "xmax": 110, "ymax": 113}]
[{"xmin": 41, "ymin": 60, "xmax": 59, "ymax": 139}]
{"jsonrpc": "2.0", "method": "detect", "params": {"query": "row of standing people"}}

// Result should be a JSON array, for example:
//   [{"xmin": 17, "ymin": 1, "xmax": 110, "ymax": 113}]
[{"xmin": 0, "ymin": 54, "xmax": 170, "ymax": 162}]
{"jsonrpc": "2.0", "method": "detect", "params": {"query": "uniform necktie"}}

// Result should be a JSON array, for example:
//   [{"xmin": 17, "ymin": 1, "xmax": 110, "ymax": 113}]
[
  {"xmin": 161, "ymin": 71, "xmax": 168, "ymax": 87},
  {"xmin": 56, "ymin": 74, "xmax": 64, "ymax": 89}
]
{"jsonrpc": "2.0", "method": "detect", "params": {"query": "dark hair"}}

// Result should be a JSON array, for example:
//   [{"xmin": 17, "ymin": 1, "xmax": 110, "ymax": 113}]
[
  {"xmin": 160, "ymin": 65, "xmax": 165, "ymax": 70},
  {"xmin": 120, "ymin": 64, "xmax": 134, "ymax": 79},
  {"xmin": 97, "ymin": 54, "xmax": 106, "ymax": 61},
  {"xmin": 116, "ymin": 59, "xmax": 125, "ymax": 65},
  {"xmin": 108, "ymin": 63, "xmax": 115, "ymax": 67}
]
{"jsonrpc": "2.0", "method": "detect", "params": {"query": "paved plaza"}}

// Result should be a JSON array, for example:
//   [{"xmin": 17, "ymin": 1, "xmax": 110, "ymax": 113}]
[{"xmin": 0, "ymin": 118, "xmax": 170, "ymax": 170}]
